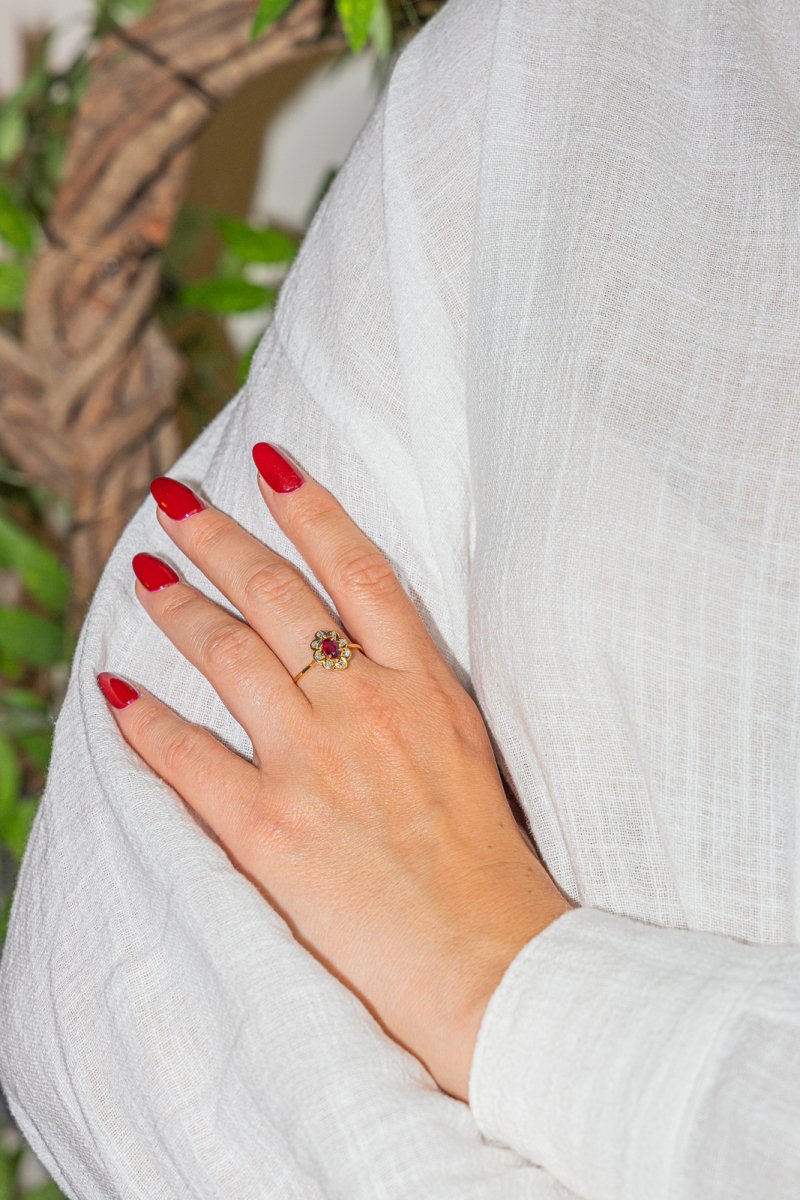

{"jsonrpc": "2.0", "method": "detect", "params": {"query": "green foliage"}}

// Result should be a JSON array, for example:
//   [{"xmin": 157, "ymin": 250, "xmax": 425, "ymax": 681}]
[
  {"xmin": 0, "ymin": 1145, "xmax": 16, "ymax": 1200},
  {"xmin": 0, "ymin": 102, "xmax": 25, "ymax": 166},
  {"xmin": 0, "ymin": 609, "xmax": 69, "ymax": 668},
  {"xmin": 0, "ymin": 736, "xmax": 22, "ymax": 817},
  {"xmin": 0, "ymin": 263, "xmax": 27, "ymax": 312},
  {"xmin": 179, "ymin": 277, "xmax": 277, "ymax": 315},
  {"xmin": 251, "ymin": 0, "xmax": 391, "ymax": 56},
  {"xmin": 0, "ymin": 503, "xmax": 69, "ymax": 1188},
  {"xmin": 94, "ymin": 0, "xmax": 157, "ymax": 33},
  {"xmin": 0, "ymin": 187, "xmax": 37, "ymax": 255},
  {"xmin": 181, "ymin": 214, "xmax": 299, "ymax": 309},
  {"xmin": 0, "ymin": 508, "xmax": 70, "ymax": 1200},
  {"xmin": 0, "ymin": 514, "xmax": 69, "ymax": 613},
  {"xmin": 174, "ymin": 212, "xmax": 299, "ymax": 391},
  {"xmin": 0, "ymin": 35, "xmax": 89, "ymax": 224},
  {"xmin": 0, "ymin": 734, "xmax": 36, "ymax": 861},
  {"xmin": 336, "ymin": 0, "xmax": 378, "ymax": 53},
  {"xmin": 369, "ymin": 0, "xmax": 393, "ymax": 58},
  {"xmin": 215, "ymin": 215, "xmax": 299, "ymax": 265},
  {"xmin": 250, "ymin": 0, "xmax": 296, "ymax": 41}
]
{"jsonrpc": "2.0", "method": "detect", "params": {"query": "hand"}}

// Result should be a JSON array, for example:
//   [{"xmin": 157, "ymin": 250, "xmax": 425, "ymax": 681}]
[{"xmin": 97, "ymin": 442, "xmax": 574, "ymax": 1101}]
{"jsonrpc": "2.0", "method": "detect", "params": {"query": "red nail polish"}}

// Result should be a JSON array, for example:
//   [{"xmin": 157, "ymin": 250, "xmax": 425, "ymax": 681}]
[
  {"xmin": 252, "ymin": 443, "xmax": 304, "ymax": 493},
  {"xmin": 132, "ymin": 552, "xmax": 180, "ymax": 592},
  {"xmin": 97, "ymin": 672, "xmax": 140, "ymax": 709},
  {"xmin": 150, "ymin": 477, "xmax": 205, "ymax": 520}
]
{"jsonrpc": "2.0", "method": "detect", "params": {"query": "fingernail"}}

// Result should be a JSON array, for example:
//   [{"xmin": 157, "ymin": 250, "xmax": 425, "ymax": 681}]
[
  {"xmin": 97, "ymin": 672, "xmax": 140, "ymax": 709},
  {"xmin": 132, "ymin": 552, "xmax": 180, "ymax": 592},
  {"xmin": 150, "ymin": 477, "xmax": 205, "ymax": 520},
  {"xmin": 252, "ymin": 443, "xmax": 304, "ymax": 493}
]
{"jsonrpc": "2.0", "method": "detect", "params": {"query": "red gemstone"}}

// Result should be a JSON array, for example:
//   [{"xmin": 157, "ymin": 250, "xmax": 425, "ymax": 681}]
[{"xmin": 321, "ymin": 638, "xmax": 340, "ymax": 658}]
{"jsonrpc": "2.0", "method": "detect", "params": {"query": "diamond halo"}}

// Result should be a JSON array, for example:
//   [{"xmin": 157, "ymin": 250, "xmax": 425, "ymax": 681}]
[{"xmin": 310, "ymin": 629, "xmax": 353, "ymax": 671}]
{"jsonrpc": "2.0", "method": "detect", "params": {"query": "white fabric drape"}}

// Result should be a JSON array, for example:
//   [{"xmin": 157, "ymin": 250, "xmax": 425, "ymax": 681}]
[{"xmin": 2, "ymin": 0, "xmax": 800, "ymax": 1195}]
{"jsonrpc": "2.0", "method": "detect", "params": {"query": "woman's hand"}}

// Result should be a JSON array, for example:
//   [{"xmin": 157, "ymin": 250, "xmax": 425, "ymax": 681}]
[{"xmin": 97, "ymin": 442, "xmax": 573, "ymax": 1101}]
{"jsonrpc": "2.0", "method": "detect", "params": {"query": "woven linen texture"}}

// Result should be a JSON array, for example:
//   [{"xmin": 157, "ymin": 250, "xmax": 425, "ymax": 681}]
[{"xmin": 2, "ymin": 1, "xmax": 800, "ymax": 1196}]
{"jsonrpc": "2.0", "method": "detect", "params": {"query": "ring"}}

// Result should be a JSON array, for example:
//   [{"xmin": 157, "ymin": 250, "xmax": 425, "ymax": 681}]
[{"xmin": 292, "ymin": 629, "xmax": 364, "ymax": 685}]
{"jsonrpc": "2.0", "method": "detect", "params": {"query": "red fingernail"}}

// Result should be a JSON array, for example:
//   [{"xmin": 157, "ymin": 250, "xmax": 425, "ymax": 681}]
[
  {"xmin": 150, "ymin": 476, "xmax": 205, "ymax": 520},
  {"xmin": 252, "ymin": 443, "xmax": 304, "ymax": 493},
  {"xmin": 132, "ymin": 552, "xmax": 180, "ymax": 592},
  {"xmin": 97, "ymin": 673, "xmax": 140, "ymax": 709}
]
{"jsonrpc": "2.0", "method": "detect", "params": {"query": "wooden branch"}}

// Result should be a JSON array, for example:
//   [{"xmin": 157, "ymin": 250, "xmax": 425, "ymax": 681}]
[{"xmin": 0, "ymin": 0, "xmax": 341, "ymax": 622}]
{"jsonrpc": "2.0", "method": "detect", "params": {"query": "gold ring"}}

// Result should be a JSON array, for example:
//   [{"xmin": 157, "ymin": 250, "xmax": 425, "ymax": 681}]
[{"xmin": 292, "ymin": 629, "xmax": 363, "ymax": 684}]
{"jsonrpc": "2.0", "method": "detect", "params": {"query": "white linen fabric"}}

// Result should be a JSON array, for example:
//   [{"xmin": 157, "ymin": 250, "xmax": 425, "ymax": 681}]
[{"xmin": 2, "ymin": 0, "xmax": 800, "ymax": 1195}]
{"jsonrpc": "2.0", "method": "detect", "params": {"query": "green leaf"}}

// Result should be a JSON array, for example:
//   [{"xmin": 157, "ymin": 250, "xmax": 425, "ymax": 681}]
[
  {"xmin": 15, "ymin": 55, "xmax": 50, "ymax": 105},
  {"xmin": 44, "ymin": 137, "xmax": 67, "ymax": 189},
  {"xmin": 250, "ymin": 0, "xmax": 295, "ymax": 41},
  {"xmin": 0, "ymin": 187, "xmax": 38, "ymax": 256},
  {"xmin": 216, "ymin": 216, "xmax": 299, "ymax": 265},
  {"xmin": 179, "ymin": 278, "xmax": 276, "ymax": 314},
  {"xmin": 0, "ymin": 608, "xmax": 67, "ymax": 667},
  {"xmin": 0, "ymin": 1137, "xmax": 15, "ymax": 1200},
  {"xmin": 18, "ymin": 729, "xmax": 53, "ymax": 771},
  {"xmin": 0, "ymin": 512, "xmax": 70, "ymax": 612},
  {"xmin": 369, "ymin": 0, "xmax": 393, "ymax": 59},
  {"xmin": 112, "ymin": 0, "xmax": 157, "ymax": 18},
  {"xmin": 0, "ymin": 686, "xmax": 47, "ymax": 710},
  {"xmin": 0, "ymin": 888, "xmax": 12, "ymax": 945},
  {"xmin": 0, "ymin": 795, "xmax": 38, "ymax": 860},
  {"xmin": 0, "ymin": 735, "xmax": 39, "ymax": 862},
  {"xmin": 0, "ymin": 101, "xmax": 25, "ymax": 166},
  {"xmin": 0, "ymin": 262, "xmax": 27, "ymax": 311},
  {"xmin": 0, "ymin": 647, "xmax": 25, "ymax": 682},
  {"xmin": 0, "ymin": 735, "xmax": 22, "ymax": 816},
  {"xmin": 0, "ymin": 686, "xmax": 48, "ymax": 719},
  {"xmin": 336, "ymin": 0, "xmax": 377, "ymax": 53},
  {"xmin": 0, "ymin": 687, "xmax": 51, "ymax": 735}
]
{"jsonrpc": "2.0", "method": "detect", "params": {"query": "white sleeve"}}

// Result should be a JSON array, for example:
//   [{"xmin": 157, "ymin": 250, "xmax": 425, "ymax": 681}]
[
  {"xmin": 0, "ymin": 3, "xmax": 580, "ymax": 1198},
  {"xmin": 469, "ymin": 905, "xmax": 800, "ymax": 1200}
]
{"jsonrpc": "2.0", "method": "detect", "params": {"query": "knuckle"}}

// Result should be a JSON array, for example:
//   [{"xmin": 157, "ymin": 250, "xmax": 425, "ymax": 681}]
[
  {"xmin": 251, "ymin": 798, "xmax": 310, "ymax": 854},
  {"xmin": 242, "ymin": 560, "xmax": 306, "ymax": 611},
  {"xmin": 335, "ymin": 549, "xmax": 398, "ymax": 600},
  {"xmin": 162, "ymin": 727, "xmax": 200, "ymax": 777},
  {"xmin": 126, "ymin": 700, "xmax": 163, "ymax": 747},
  {"xmin": 290, "ymin": 492, "xmax": 337, "ymax": 539},
  {"xmin": 190, "ymin": 513, "xmax": 230, "ymax": 557},
  {"xmin": 158, "ymin": 586, "xmax": 196, "ymax": 623},
  {"xmin": 276, "ymin": 802, "xmax": 310, "ymax": 842},
  {"xmin": 201, "ymin": 620, "xmax": 253, "ymax": 673}
]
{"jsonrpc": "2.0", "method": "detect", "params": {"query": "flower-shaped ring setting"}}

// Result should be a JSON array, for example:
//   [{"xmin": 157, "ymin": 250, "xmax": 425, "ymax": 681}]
[{"xmin": 292, "ymin": 630, "xmax": 363, "ymax": 685}]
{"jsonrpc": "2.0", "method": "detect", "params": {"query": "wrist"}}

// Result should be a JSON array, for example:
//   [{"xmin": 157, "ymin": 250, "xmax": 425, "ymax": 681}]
[{"xmin": 427, "ymin": 884, "xmax": 575, "ymax": 1101}]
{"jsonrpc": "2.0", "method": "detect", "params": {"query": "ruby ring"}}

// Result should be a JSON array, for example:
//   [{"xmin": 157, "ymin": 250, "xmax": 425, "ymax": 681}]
[{"xmin": 292, "ymin": 629, "xmax": 363, "ymax": 685}]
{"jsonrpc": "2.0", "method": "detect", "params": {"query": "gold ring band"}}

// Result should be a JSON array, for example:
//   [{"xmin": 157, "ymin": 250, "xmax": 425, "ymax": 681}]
[{"xmin": 292, "ymin": 629, "xmax": 363, "ymax": 684}]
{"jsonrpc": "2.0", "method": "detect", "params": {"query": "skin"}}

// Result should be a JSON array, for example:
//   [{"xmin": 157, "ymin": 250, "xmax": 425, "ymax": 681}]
[{"xmin": 102, "ymin": 454, "xmax": 574, "ymax": 1102}]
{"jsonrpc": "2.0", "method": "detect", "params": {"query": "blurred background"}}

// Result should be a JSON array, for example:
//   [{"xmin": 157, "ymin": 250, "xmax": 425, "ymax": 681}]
[{"xmin": 0, "ymin": 2, "xmax": 440, "ymax": 1192}]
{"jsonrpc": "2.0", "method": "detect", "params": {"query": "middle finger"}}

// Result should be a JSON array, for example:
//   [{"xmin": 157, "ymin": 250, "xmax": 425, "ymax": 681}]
[{"xmin": 131, "ymin": 559, "xmax": 310, "ymax": 741}]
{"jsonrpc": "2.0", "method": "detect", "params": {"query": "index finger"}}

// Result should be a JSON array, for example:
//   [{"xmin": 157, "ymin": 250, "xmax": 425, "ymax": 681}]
[{"xmin": 252, "ymin": 442, "xmax": 439, "ymax": 672}]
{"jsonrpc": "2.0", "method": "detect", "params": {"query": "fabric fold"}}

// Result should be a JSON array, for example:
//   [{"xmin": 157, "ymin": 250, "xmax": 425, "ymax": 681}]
[{"xmin": 470, "ymin": 905, "xmax": 800, "ymax": 1198}]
